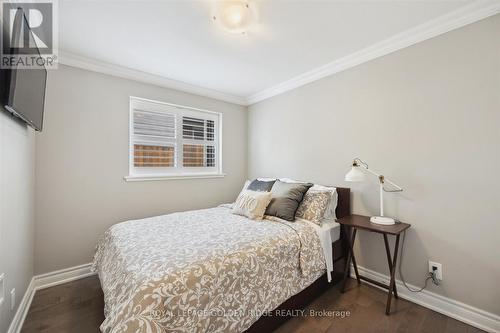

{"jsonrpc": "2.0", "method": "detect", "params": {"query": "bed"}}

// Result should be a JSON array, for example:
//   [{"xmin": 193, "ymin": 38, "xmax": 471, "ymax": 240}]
[{"xmin": 92, "ymin": 187, "xmax": 350, "ymax": 333}]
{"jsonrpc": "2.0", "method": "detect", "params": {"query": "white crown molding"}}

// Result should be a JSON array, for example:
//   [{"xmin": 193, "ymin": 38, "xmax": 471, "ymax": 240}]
[
  {"xmin": 246, "ymin": 0, "xmax": 500, "ymax": 105},
  {"xmin": 58, "ymin": 52, "xmax": 248, "ymax": 106},
  {"xmin": 351, "ymin": 265, "xmax": 500, "ymax": 333},
  {"xmin": 7, "ymin": 263, "xmax": 95, "ymax": 333}
]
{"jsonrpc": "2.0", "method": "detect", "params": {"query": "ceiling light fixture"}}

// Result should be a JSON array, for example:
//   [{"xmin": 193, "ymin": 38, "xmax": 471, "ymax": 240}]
[{"xmin": 213, "ymin": 1, "xmax": 256, "ymax": 34}]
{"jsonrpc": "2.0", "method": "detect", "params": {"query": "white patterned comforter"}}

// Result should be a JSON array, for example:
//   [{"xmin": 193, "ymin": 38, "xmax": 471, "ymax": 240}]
[{"xmin": 92, "ymin": 206, "xmax": 326, "ymax": 333}]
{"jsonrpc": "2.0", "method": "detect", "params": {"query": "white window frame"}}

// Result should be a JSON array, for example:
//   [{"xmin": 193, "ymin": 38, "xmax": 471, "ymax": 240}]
[{"xmin": 125, "ymin": 96, "xmax": 224, "ymax": 181}]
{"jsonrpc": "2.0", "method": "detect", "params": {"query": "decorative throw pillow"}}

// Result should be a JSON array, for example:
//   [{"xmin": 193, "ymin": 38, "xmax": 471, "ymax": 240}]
[
  {"xmin": 265, "ymin": 180, "xmax": 313, "ymax": 221},
  {"xmin": 296, "ymin": 190, "xmax": 332, "ymax": 225},
  {"xmin": 247, "ymin": 179, "xmax": 276, "ymax": 192},
  {"xmin": 232, "ymin": 190, "xmax": 273, "ymax": 220},
  {"xmin": 282, "ymin": 181, "xmax": 338, "ymax": 222}
]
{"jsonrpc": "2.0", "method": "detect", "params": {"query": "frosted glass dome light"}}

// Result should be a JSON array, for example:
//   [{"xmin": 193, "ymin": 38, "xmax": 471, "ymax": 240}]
[{"xmin": 213, "ymin": 1, "xmax": 256, "ymax": 34}]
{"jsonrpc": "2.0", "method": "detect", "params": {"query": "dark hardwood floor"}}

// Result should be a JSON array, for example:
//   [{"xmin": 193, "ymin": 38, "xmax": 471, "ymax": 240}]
[
  {"xmin": 21, "ymin": 276, "xmax": 104, "ymax": 333},
  {"xmin": 21, "ymin": 275, "xmax": 483, "ymax": 333}
]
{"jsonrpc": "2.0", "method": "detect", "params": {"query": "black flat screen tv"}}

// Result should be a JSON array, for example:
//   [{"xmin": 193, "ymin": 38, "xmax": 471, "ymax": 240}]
[{"xmin": 2, "ymin": 8, "xmax": 47, "ymax": 131}]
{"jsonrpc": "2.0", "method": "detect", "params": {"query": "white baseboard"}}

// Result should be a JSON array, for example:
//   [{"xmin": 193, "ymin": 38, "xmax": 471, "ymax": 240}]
[
  {"xmin": 350, "ymin": 265, "xmax": 500, "ymax": 333},
  {"xmin": 7, "ymin": 263, "xmax": 95, "ymax": 333},
  {"xmin": 33, "ymin": 263, "xmax": 94, "ymax": 290},
  {"xmin": 6, "ymin": 278, "xmax": 35, "ymax": 333}
]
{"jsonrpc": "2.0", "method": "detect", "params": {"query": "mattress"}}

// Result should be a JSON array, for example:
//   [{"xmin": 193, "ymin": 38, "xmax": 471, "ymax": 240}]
[{"xmin": 92, "ymin": 206, "xmax": 326, "ymax": 333}]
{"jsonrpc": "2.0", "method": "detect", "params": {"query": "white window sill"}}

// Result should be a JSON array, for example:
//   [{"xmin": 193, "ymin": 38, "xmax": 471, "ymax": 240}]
[{"xmin": 124, "ymin": 173, "xmax": 226, "ymax": 182}]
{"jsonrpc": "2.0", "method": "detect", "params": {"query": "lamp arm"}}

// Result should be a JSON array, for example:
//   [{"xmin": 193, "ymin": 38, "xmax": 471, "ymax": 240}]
[
  {"xmin": 353, "ymin": 158, "xmax": 403, "ymax": 192},
  {"xmin": 383, "ymin": 178, "xmax": 403, "ymax": 192},
  {"xmin": 363, "ymin": 166, "xmax": 381, "ymax": 178}
]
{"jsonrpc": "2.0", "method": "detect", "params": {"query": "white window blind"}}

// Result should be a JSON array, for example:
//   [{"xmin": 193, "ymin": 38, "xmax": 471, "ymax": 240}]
[
  {"xmin": 133, "ymin": 110, "xmax": 176, "ymax": 167},
  {"xmin": 129, "ymin": 97, "xmax": 222, "ymax": 179},
  {"xmin": 182, "ymin": 117, "xmax": 216, "ymax": 167}
]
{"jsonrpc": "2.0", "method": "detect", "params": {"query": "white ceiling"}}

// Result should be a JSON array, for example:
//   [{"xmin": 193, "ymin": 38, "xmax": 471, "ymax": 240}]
[{"xmin": 58, "ymin": 0, "xmax": 495, "ymax": 104}]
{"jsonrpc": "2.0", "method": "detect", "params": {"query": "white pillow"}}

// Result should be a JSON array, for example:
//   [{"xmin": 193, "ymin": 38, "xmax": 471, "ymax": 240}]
[
  {"xmin": 240, "ymin": 180, "xmax": 250, "ymax": 192},
  {"xmin": 232, "ymin": 190, "xmax": 272, "ymax": 220},
  {"xmin": 257, "ymin": 177, "xmax": 276, "ymax": 182},
  {"xmin": 279, "ymin": 177, "xmax": 301, "ymax": 183},
  {"xmin": 322, "ymin": 187, "xmax": 338, "ymax": 221}
]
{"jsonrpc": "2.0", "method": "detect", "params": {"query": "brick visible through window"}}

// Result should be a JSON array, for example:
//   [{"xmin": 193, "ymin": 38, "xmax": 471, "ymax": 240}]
[
  {"xmin": 134, "ymin": 145, "xmax": 174, "ymax": 167},
  {"xmin": 183, "ymin": 144, "xmax": 205, "ymax": 167}
]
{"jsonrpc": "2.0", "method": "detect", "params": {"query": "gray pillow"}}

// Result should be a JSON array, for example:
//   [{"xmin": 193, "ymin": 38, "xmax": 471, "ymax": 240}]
[
  {"xmin": 265, "ymin": 180, "xmax": 313, "ymax": 221},
  {"xmin": 247, "ymin": 179, "xmax": 276, "ymax": 192}
]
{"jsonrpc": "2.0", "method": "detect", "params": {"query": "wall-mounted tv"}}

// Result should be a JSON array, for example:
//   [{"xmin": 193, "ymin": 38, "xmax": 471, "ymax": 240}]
[{"xmin": 2, "ymin": 8, "xmax": 47, "ymax": 131}]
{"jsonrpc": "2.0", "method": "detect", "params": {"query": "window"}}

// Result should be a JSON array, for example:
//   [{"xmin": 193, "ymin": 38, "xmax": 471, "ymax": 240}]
[{"xmin": 127, "ymin": 97, "xmax": 223, "ymax": 180}]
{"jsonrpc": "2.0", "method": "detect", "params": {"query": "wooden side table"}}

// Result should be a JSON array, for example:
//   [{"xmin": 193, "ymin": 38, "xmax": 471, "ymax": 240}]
[{"xmin": 336, "ymin": 214, "xmax": 411, "ymax": 315}]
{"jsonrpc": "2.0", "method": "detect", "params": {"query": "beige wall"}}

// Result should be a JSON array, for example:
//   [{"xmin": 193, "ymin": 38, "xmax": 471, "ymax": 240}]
[
  {"xmin": 0, "ymin": 110, "xmax": 35, "ymax": 332},
  {"xmin": 248, "ymin": 15, "xmax": 500, "ymax": 315},
  {"xmin": 35, "ymin": 65, "xmax": 247, "ymax": 274}
]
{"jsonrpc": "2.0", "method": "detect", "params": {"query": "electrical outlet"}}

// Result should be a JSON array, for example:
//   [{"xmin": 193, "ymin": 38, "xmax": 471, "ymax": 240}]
[
  {"xmin": 428, "ymin": 261, "xmax": 443, "ymax": 280},
  {"xmin": 10, "ymin": 288, "xmax": 15, "ymax": 310},
  {"xmin": 0, "ymin": 273, "xmax": 4, "ymax": 307}
]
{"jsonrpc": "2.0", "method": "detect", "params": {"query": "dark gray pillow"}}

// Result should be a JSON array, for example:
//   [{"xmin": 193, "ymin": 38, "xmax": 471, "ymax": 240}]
[
  {"xmin": 247, "ymin": 179, "xmax": 276, "ymax": 192},
  {"xmin": 265, "ymin": 180, "xmax": 313, "ymax": 221}
]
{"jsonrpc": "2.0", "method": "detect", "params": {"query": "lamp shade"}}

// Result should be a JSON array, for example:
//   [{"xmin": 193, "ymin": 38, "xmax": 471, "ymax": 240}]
[{"xmin": 345, "ymin": 165, "xmax": 366, "ymax": 182}]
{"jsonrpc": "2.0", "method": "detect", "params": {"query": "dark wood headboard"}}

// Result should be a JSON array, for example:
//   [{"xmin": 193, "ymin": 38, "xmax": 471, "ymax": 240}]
[{"xmin": 335, "ymin": 187, "xmax": 350, "ymax": 219}]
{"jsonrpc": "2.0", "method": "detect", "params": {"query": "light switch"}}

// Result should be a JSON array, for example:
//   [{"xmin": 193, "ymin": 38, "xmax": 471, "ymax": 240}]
[
  {"xmin": 0, "ymin": 273, "xmax": 4, "ymax": 307},
  {"xmin": 10, "ymin": 288, "xmax": 15, "ymax": 310}
]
